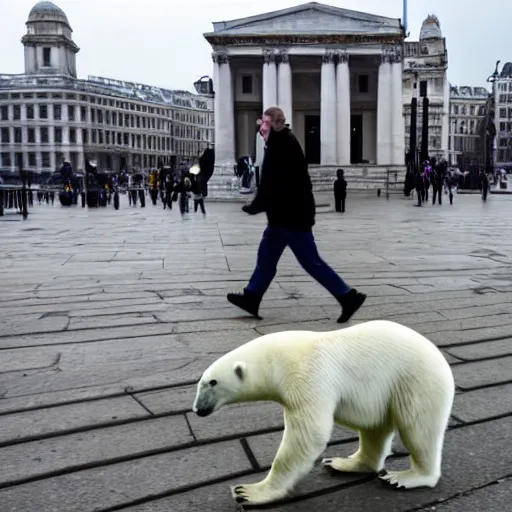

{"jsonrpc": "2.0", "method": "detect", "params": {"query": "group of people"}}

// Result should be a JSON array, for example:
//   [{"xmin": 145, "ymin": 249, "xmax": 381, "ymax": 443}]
[
  {"xmin": 146, "ymin": 149, "xmax": 214, "ymax": 215},
  {"xmin": 406, "ymin": 158, "xmax": 490, "ymax": 207}
]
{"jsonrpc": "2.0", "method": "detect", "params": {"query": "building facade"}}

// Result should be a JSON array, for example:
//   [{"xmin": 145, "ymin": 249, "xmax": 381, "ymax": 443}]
[
  {"xmin": 402, "ymin": 15, "xmax": 450, "ymax": 163},
  {"xmin": 494, "ymin": 62, "xmax": 512, "ymax": 167},
  {"xmin": 0, "ymin": 1, "xmax": 214, "ymax": 175},
  {"xmin": 204, "ymin": 2, "xmax": 406, "ymax": 195},
  {"xmin": 448, "ymin": 85, "xmax": 488, "ymax": 166}
]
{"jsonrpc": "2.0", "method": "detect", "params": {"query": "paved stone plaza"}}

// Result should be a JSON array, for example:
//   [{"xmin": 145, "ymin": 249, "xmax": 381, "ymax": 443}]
[{"xmin": 1, "ymin": 192, "xmax": 512, "ymax": 511}]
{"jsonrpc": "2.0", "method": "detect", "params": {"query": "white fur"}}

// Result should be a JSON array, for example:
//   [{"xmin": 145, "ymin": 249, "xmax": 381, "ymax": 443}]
[{"xmin": 192, "ymin": 320, "xmax": 455, "ymax": 506}]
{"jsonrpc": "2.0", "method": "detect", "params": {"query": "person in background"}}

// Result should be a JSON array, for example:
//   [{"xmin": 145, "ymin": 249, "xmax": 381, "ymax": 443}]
[
  {"xmin": 333, "ymin": 168, "xmax": 347, "ymax": 213},
  {"xmin": 226, "ymin": 106, "xmax": 367, "ymax": 324}
]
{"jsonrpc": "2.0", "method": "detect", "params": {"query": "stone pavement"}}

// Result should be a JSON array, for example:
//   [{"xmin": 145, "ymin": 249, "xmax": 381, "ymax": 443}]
[{"xmin": 1, "ymin": 192, "xmax": 512, "ymax": 512}]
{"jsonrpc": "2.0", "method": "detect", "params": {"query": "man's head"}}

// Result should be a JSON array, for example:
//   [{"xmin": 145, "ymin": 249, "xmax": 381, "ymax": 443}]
[{"xmin": 257, "ymin": 106, "xmax": 286, "ymax": 141}]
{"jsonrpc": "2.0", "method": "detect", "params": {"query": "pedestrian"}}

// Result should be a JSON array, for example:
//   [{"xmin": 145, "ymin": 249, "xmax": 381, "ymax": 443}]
[
  {"xmin": 191, "ymin": 171, "xmax": 206, "ymax": 215},
  {"xmin": 226, "ymin": 106, "xmax": 367, "ymax": 323},
  {"xmin": 333, "ymin": 168, "xmax": 347, "ymax": 212},
  {"xmin": 414, "ymin": 170, "xmax": 424, "ymax": 206},
  {"xmin": 481, "ymin": 170, "xmax": 489, "ymax": 201},
  {"xmin": 446, "ymin": 170, "xmax": 457, "ymax": 205}
]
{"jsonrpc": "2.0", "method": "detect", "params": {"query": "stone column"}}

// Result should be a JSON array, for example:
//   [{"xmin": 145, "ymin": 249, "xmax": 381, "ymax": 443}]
[
  {"xmin": 212, "ymin": 51, "xmax": 235, "ymax": 168},
  {"xmin": 207, "ymin": 50, "xmax": 237, "ymax": 197},
  {"xmin": 335, "ymin": 50, "xmax": 351, "ymax": 166},
  {"xmin": 277, "ymin": 50, "xmax": 292, "ymax": 126},
  {"xmin": 390, "ymin": 47, "xmax": 405, "ymax": 166},
  {"xmin": 320, "ymin": 50, "xmax": 337, "ymax": 165},
  {"xmin": 262, "ymin": 49, "xmax": 278, "ymax": 111},
  {"xmin": 377, "ymin": 51, "xmax": 392, "ymax": 165}
]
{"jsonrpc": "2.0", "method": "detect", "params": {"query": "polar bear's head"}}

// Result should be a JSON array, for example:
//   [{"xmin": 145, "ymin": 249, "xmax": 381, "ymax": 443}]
[{"xmin": 192, "ymin": 358, "xmax": 247, "ymax": 417}]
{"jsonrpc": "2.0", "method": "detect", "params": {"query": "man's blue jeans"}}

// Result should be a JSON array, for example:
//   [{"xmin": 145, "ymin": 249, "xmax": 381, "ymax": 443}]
[{"xmin": 245, "ymin": 226, "xmax": 352, "ymax": 299}]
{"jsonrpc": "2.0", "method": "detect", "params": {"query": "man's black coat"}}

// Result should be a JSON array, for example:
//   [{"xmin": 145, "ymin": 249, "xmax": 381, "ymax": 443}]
[{"xmin": 243, "ymin": 127, "xmax": 315, "ymax": 230}]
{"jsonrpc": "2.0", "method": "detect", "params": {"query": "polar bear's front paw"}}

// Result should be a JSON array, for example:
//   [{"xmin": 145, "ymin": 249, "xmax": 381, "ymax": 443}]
[
  {"xmin": 322, "ymin": 456, "xmax": 376, "ymax": 474},
  {"xmin": 231, "ymin": 482, "xmax": 287, "ymax": 505}
]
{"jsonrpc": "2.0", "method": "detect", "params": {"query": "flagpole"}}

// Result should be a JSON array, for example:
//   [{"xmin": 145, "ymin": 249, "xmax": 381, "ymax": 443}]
[{"xmin": 403, "ymin": 0, "xmax": 408, "ymax": 35}]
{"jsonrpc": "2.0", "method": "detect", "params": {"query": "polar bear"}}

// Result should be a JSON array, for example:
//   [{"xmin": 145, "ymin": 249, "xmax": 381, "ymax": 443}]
[{"xmin": 192, "ymin": 320, "xmax": 455, "ymax": 506}]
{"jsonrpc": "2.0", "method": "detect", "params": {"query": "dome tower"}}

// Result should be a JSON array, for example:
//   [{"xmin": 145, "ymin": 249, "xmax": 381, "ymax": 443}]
[{"xmin": 21, "ymin": 1, "xmax": 80, "ymax": 77}]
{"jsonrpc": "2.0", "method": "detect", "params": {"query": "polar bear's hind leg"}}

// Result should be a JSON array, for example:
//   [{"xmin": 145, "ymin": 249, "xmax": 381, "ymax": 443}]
[
  {"xmin": 323, "ymin": 425, "xmax": 395, "ymax": 474},
  {"xmin": 379, "ymin": 417, "xmax": 447, "ymax": 489}
]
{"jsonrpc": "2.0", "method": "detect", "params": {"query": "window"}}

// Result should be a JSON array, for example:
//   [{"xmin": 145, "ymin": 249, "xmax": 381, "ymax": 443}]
[
  {"xmin": 1, "ymin": 127, "xmax": 9, "ymax": 143},
  {"xmin": 1, "ymin": 152, "xmax": 11, "ymax": 167},
  {"xmin": 40, "ymin": 127, "xmax": 49, "ymax": 143},
  {"xmin": 43, "ymin": 48, "xmax": 51, "ymax": 67},
  {"xmin": 68, "ymin": 105, "xmax": 75, "ymax": 121},
  {"xmin": 54, "ymin": 127, "xmax": 62, "ymax": 143},
  {"xmin": 28, "ymin": 153, "xmax": 36, "ymax": 167},
  {"xmin": 241, "ymin": 75, "xmax": 253, "ymax": 94},
  {"xmin": 500, "ymin": 108, "xmax": 507, "ymax": 118},
  {"xmin": 26, "ymin": 104, "xmax": 34, "ymax": 119},
  {"xmin": 14, "ymin": 127, "xmax": 22, "ymax": 143},
  {"xmin": 358, "ymin": 74, "xmax": 369, "ymax": 93},
  {"xmin": 13, "ymin": 105, "xmax": 21, "ymax": 120},
  {"xmin": 53, "ymin": 104, "xmax": 61, "ymax": 120},
  {"xmin": 39, "ymin": 105, "xmax": 48, "ymax": 119},
  {"xmin": 0, "ymin": 106, "xmax": 8, "ymax": 120},
  {"xmin": 83, "ymin": 130, "xmax": 88, "ymax": 144},
  {"xmin": 70, "ymin": 128, "xmax": 76, "ymax": 143},
  {"xmin": 470, "ymin": 106, "xmax": 475, "ymax": 115},
  {"xmin": 419, "ymin": 80, "xmax": 428, "ymax": 97},
  {"xmin": 42, "ymin": 152, "xmax": 50, "ymax": 167},
  {"xmin": 27, "ymin": 128, "xmax": 35, "ymax": 143}
]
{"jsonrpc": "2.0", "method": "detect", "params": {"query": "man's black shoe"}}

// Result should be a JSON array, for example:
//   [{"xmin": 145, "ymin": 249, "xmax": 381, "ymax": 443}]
[
  {"xmin": 227, "ymin": 290, "xmax": 262, "ymax": 319},
  {"xmin": 337, "ymin": 289, "xmax": 367, "ymax": 323}
]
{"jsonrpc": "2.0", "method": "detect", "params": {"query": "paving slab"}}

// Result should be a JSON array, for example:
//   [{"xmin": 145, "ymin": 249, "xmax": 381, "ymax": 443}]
[
  {"xmin": 418, "ymin": 478, "xmax": 512, "ymax": 511},
  {"xmin": 0, "ymin": 440, "xmax": 252, "ymax": 512},
  {"xmin": 445, "ymin": 338, "xmax": 512, "ymax": 361},
  {"xmin": 452, "ymin": 384, "xmax": 512, "ymax": 422},
  {"xmin": 135, "ymin": 385, "xmax": 198, "ymax": 414},
  {"xmin": 0, "ymin": 396, "xmax": 148, "ymax": 445},
  {"xmin": 451, "ymin": 356, "xmax": 512, "ymax": 390},
  {"xmin": 0, "ymin": 415, "xmax": 192, "ymax": 487},
  {"xmin": 2, "ymin": 194, "xmax": 512, "ymax": 511}
]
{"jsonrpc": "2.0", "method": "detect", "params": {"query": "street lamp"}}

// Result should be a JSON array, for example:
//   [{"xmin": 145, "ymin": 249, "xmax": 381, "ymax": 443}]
[{"xmin": 485, "ymin": 60, "xmax": 501, "ymax": 172}]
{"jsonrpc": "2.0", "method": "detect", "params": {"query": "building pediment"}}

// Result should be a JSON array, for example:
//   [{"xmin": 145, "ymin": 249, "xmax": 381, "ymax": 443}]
[{"xmin": 204, "ymin": 2, "xmax": 403, "ymax": 42}]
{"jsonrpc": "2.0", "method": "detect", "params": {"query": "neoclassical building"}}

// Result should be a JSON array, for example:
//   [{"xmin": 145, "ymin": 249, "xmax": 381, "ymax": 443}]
[
  {"xmin": 0, "ymin": 1, "xmax": 214, "ymax": 175},
  {"xmin": 204, "ymin": 2, "xmax": 406, "ymax": 195}
]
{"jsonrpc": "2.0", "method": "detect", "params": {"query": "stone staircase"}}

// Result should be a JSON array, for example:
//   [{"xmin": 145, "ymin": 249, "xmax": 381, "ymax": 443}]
[
  {"xmin": 308, "ymin": 165, "xmax": 407, "ymax": 195},
  {"xmin": 207, "ymin": 164, "xmax": 407, "ymax": 201}
]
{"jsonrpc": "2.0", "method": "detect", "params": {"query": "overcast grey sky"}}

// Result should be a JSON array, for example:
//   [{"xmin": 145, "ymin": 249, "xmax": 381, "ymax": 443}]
[{"xmin": 0, "ymin": 0, "xmax": 507, "ymax": 93}]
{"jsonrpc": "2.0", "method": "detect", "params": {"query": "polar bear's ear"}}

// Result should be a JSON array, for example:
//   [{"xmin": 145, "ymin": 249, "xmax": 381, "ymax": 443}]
[{"xmin": 233, "ymin": 361, "xmax": 246, "ymax": 381}]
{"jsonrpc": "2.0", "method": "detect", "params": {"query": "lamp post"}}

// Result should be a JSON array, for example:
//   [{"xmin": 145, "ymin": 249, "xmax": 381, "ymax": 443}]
[{"xmin": 485, "ymin": 60, "xmax": 500, "ymax": 173}]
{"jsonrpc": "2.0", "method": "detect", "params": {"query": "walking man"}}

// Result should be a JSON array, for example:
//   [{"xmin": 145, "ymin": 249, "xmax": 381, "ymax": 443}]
[{"xmin": 227, "ymin": 106, "xmax": 367, "ymax": 323}]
